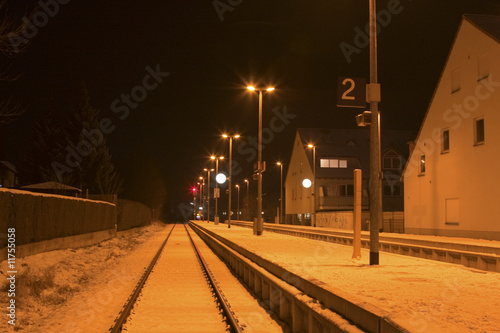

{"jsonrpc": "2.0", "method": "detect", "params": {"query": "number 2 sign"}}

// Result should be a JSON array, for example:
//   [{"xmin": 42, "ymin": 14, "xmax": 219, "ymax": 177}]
[{"xmin": 337, "ymin": 77, "xmax": 366, "ymax": 108}]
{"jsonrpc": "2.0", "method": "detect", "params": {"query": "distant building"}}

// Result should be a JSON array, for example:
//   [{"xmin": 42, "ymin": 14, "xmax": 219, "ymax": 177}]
[
  {"xmin": 403, "ymin": 15, "xmax": 500, "ymax": 240},
  {"xmin": 20, "ymin": 181, "xmax": 82, "ymax": 197},
  {"xmin": 285, "ymin": 128, "xmax": 414, "ymax": 229},
  {"xmin": 0, "ymin": 161, "xmax": 17, "ymax": 188}
]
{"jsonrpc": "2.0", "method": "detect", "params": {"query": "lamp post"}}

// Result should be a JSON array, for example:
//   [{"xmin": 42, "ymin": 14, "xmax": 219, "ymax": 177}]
[
  {"xmin": 192, "ymin": 184, "xmax": 198, "ymax": 220},
  {"xmin": 368, "ymin": 0, "xmax": 382, "ymax": 266},
  {"xmin": 211, "ymin": 155, "xmax": 224, "ymax": 225},
  {"xmin": 247, "ymin": 85, "xmax": 275, "ymax": 236},
  {"xmin": 307, "ymin": 144, "xmax": 316, "ymax": 227},
  {"xmin": 203, "ymin": 168, "xmax": 214, "ymax": 222},
  {"xmin": 235, "ymin": 184, "xmax": 240, "ymax": 220},
  {"xmin": 223, "ymin": 134, "xmax": 240, "ymax": 228},
  {"xmin": 199, "ymin": 177, "xmax": 204, "ymax": 221},
  {"xmin": 244, "ymin": 179, "xmax": 249, "ymax": 221},
  {"xmin": 276, "ymin": 162, "xmax": 283, "ymax": 224}
]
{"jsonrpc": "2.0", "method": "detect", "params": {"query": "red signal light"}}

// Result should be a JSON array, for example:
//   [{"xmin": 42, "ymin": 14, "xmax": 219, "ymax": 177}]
[{"xmin": 191, "ymin": 187, "xmax": 198, "ymax": 193}]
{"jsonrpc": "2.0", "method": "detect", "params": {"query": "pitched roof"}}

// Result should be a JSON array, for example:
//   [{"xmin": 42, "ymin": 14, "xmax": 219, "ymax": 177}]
[
  {"xmin": 21, "ymin": 181, "xmax": 82, "ymax": 192},
  {"xmin": 296, "ymin": 128, "xmax": 415, "ymax": 179},
  {"xmin": 464, "ymin": 14, "xmax": 500, "ymax": 43},
  {"xmin": 403, "ymin": 14, "xmax": 500, "ymax": 178}
]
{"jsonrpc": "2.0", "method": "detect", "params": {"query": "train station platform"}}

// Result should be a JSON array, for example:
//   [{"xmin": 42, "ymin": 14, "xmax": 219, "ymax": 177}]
[{"xmin": 190, "ymin": 220, "xmax": 500, "ymax": 333}]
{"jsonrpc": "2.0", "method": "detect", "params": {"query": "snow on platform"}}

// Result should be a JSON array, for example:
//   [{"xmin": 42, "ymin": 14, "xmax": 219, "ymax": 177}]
[{"xmin": 193, "ymin": 221, "xmax": 500, "ymax": 332}]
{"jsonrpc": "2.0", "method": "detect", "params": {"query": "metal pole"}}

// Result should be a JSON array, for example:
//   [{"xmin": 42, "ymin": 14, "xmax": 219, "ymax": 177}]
[
  {"xmin": 207, "ymin": 170, "xmax": 211, "ymax": 223},
  {"xmin": 201, "ymin": 179, "xmax": 205, "ymax": 221},
  {"xmin": 256, "ymin": 90, "xmax": 263, "ymax": 235},
  {"xmin": 280, "ymin": 163, "xmax": 283, "ymax": 224},
  {"xmin": 237, "ymin": 185, "xmax": 240, "ymax": 220},
  {"xmin": 215, "ymin": 159, "xmax": 219, "ymax": 225},
  {"xmin": 199, "ymin": 181, "xmax": 203, "ymax": 220},
  {"xmin": 353, "ymin": 169, "xmax": 362, "ymax": 259},
  {"xmin": 228, "ymin": 137, "xmax": 232, "ymax": 228},
  {"xmin": 369, "ymin": 0, "xmax": 381, "ymax": 265},
  {"xmin": 245, "ymin": 180, "xmax": 249, "ymax": 221},
  {"xmin": 312, "ymin": 146, "xmax": 316, "ymax": 227}
]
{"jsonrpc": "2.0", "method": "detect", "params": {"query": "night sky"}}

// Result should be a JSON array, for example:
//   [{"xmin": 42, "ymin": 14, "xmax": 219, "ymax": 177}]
[{"xmin": 1, "ymin": 0, "xmax": 500, "ymax": 214}]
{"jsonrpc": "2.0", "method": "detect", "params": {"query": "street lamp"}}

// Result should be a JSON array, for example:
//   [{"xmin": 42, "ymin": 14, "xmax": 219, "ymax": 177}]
[
  {"xmin": 235, "ymin": 184, "xmax": 240, "ymax": 220},
  {"xmin": 276, "ymin": 162, "xmax": 283, "ymax": 224},
  {"xmin": 244, "ymin": 179, "xmax": 249, "ymax": 221},
  {"xmin": 368, "ymin": 0, "xmax": 382, "ymax": 266},
  {"xmin": 247, "ymin": 85, "xmax": 275, "ymax": 235},
  {"xmin": 198, "ymin": 176, "xmax": 205, "ymax": 221},
  {"xmin": 203, "ymin": 168, "xmax": 214, "ymax": 222},
  {"xmin": 223, "ymin": 133, "xmax": 240, "ymax": 228},
  {"xmin": 307, "ymin": 144, "xmax": 316, "ymax": 227},
  {"xmin": 211, "ymin": 155, "xmax": 224, "ymax": 225},
  {"xmin": 191, "ymin": 185, "xmax": 198, "ymax": 220}
]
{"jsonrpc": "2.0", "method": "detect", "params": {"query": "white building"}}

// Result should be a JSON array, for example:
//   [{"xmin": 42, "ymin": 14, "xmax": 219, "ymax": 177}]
[
  {"xmin": 403, "ymin": 14, "xmax": 500, "ymax": 240},
  {"xmin": 285, "ymin": 128, "xmax": 414, "ymax": 230}
]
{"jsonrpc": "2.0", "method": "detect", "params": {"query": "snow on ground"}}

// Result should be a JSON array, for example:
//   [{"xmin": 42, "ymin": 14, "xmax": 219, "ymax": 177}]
[
  {"xmin": 196, "ymin": 222, "xmax": 500, "ymax": 333},
  {"xmin": 0, "ymin": 221, "xmax": 171, "ymax": 333}
]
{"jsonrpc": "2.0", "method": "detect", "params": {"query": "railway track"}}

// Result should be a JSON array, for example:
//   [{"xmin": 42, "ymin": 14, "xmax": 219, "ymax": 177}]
[{"xmin": 108, "ymin": 223, "xmax": 244, "ymax": 333}]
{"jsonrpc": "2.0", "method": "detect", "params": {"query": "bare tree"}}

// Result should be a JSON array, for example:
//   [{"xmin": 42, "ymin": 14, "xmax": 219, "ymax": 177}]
[
  {"xmin": 0, "ymin": 0, "xmax": 33, "ymax": 125},
  {"xmin": 0, "ymin": 96, "xmax": 23, "ymax": 125}
]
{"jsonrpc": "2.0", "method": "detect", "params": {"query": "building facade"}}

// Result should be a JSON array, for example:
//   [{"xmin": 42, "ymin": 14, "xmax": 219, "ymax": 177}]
[
  {"xmin": 285, "ymin": 128, "xmax": 414, "ymax": 229},
  {"xmin": 403, "ymin": 15, "xmax": 500, "ymax": 240}
]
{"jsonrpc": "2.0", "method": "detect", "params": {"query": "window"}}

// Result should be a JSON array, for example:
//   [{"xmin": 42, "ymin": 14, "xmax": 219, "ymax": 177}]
[
  {"xmin": 321, "ymin": 185, "xmax": 336, "ymax": 197},
  {"xmin": 339, "ymin": 184, "xmax": 354, "ymax": 196},
  {"xmin": 419, "ymin": 155, "xmax": 426, "ymax": 175},
  {"xmin": 442, "ymin": 129, "xmax": 450, "ymax": 153},
  {"xmin": 451, "ymin": 68, "xmax": 460, "ymax": 93},
  {"xmin": 383, "ymin": 156, "xmax": 401, "ymax": 170},
  {"xmin": 478, "ymin": 53, "xmax": 490, "ymax": 81},
  {"xmin": 319, "ymin": 158, "xmax": 347, "ymax": 168},
  {"xmin": 384, "ymin": 185, "xmax": 401, "ymax": 196},
  {"xmin": 474, "ymin": 118, "xmax": 485, "ymax": 145}
]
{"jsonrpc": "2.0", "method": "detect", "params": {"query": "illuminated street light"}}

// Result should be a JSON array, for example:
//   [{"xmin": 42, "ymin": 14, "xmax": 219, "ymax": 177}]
[
  {"xmin": 244, "ymin": 179, "xmax": 249, "ymax": 221},
  {"xmin": 235, "ymin": 184, "xmax": 240, "ymax": 220},
  {"xmin": 276, "ymin": 162, "xmax": 283, "ymax": 224},
  {"xmin": 198, "ymin": 176, "xmax": 205, "ymax": 221},
  {"xmin": 247, "ymin": 85, "xmax": 275, "ymax": 235},
  {"xmin": 211, "ymin": 155, "xmax": 224, "ymax": 225},
  {"xmin": 222, "ymin": 133, "xmax": 240, "ymax": 228},
  {"xmin": 203, "ymin": 168, "xmax": 214, "ymax": 222},
  {"xmin": 216, "ymin": 173, "xmax": 227, "ymax": 184},
  {"xmin": 307, "ymin": 144, "xmax": 316, "ymax": 227}
]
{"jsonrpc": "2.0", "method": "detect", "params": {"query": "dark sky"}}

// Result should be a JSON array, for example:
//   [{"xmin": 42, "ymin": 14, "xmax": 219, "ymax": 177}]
[{"xmin": 2, "ymin": 0, "xmax": 500, "ymax": 207}]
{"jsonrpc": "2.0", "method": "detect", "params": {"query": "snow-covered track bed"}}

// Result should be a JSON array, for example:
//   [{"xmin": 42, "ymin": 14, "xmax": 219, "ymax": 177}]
[
  {"xmin": 190, "ymin": 221, "xmax": 376, "ymax": 333},
  {"xmin": 109, "ymin": 223, "xmax": 242, "ymax": 333},
  {"xmin": 230, "ymin": 221, "xmax": 500, "ymax": 273}
]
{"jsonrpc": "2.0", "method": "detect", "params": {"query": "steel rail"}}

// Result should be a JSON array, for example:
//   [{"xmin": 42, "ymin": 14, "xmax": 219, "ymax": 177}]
[
  {"xmin": 109, "ymin": 223, "xmax": 176, "ymax": 333},
  {"xmin": 184, "ymin": 223, "xmax": 244, "ymax": 333}
]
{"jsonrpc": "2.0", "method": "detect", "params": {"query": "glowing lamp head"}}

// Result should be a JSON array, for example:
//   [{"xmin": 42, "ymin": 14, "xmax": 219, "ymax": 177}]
[
  {"xmin": 302, "ymin": 179, "xmax": 312, "ymax": 188},
  {"xmin": 216, "ymin": 173, "xmax": 227, "ymax": 184}
]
